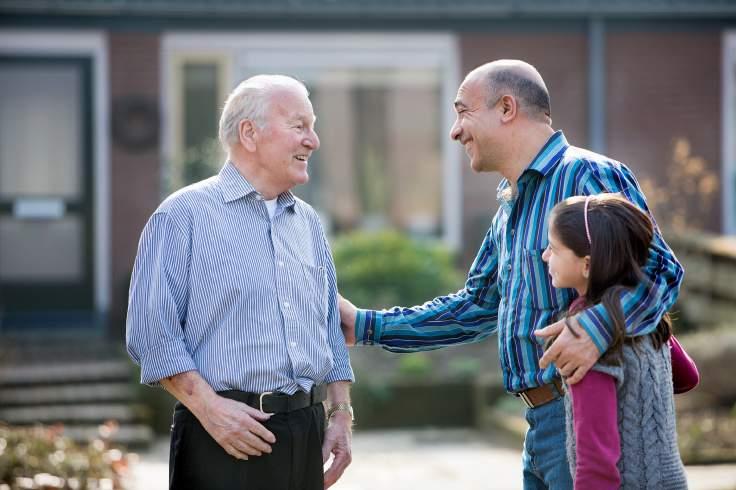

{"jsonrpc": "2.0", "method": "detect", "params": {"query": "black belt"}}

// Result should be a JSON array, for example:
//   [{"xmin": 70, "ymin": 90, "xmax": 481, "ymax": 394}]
[{"xmin": 218, "ymin": 384, "xmax": 327, "ymax": 414}]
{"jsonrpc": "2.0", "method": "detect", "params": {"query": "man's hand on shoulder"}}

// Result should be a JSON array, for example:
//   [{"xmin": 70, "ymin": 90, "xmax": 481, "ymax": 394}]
[
  {"xmin": 199, "ymin": 393, "xmax": 276, "ymax": 460},
  {"xmin": 338, "ymin": 295, "xmax": 357, "ymax": 346},
  {"xmin": 535, "ymin": 315, "xmax": 600, "ymax": 385}
]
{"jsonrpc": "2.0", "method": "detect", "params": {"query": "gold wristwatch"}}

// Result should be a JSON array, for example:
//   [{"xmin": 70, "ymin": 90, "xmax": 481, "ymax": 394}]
[{"xmin": 327, "ymin": 402, "xmax": 354, "ymax": 421}]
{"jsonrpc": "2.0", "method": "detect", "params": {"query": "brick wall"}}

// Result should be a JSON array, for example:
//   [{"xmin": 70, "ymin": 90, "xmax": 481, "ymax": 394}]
[
  {"xmin": 458, "ymin": 32, "xmax": 588, "ymax": 265},
  {"xmin": 455, "ymin": 29, "xmax": 723, "ymax": 265},
  {"xmin": 108, "ymin": 33, "xmax": 161, "ymax": 336},
  {"xmin": 606, "ymin": 31, "xmax": 722, "ymax": 232}
]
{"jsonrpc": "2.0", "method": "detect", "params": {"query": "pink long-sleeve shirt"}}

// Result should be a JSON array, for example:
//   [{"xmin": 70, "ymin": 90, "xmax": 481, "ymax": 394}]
[{"xmin": 567, "ymin": 298, "xmax": 699, "ymax": 490}]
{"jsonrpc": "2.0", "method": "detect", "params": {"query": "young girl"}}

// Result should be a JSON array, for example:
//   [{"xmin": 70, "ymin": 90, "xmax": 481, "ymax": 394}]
[{"xmin": 541, "ymin": 193, "xmax": 699, "ymax": 490}]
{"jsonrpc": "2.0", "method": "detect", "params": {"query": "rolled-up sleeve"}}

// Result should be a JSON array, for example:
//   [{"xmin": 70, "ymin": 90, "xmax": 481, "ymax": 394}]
[
  {"xmin": 354, "ymin": 224, "xmax": 500, "ymax": 352},
  {"xmin": 320, "ymin": 228, "xmax": 355, "ymax": 384},
  {"xmin": 125, "ymin": 212, "xmax": 197, "ymax": 385}
]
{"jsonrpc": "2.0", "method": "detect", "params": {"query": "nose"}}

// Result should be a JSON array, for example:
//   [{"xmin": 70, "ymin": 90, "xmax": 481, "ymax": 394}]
[
  {"xmin": 542, "ymin": 246, "xmax": 550, "ymax": 262},
  {"xmin": 304, "ymin": 128, "xmax": 320, "ymax": 151},
  {"xmin": 450, "ymin": 117, "xmax": 462, "ymax": 141}
]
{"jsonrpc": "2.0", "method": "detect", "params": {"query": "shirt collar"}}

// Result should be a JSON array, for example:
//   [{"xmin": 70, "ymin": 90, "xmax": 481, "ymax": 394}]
[
  {"xmin": 218, "ymin": 161, "xmax": 297, "ymax": 210},
  {"xmin": 495, "ymin": 130, "xmax": 569, "ymax": 203},
  {"xmin": 525, "ymin": 130, "xmax": 569, "ymax": 177}
]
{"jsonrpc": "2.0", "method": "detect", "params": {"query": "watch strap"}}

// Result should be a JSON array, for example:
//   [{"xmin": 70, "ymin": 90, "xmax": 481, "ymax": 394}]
[{"xmin": 327, "ymin": 402, "xmax": 354, "ymax": 421}]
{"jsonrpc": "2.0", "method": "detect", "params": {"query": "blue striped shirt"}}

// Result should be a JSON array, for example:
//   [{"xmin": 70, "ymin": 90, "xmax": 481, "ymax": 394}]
[
  {"xmin": 355, "ymin": 131, "xmax": 683, "ymax": 393},
  {"xmin": 126, "ymin": 162, "xmax": 354, "ymax": 394}
]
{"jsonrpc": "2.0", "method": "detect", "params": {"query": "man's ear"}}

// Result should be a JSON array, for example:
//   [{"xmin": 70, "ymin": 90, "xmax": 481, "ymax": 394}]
[
  {"xmin": 499, "ymin": 94, "xmax": 518, "ymax": 123},
  {"xmin": 582, "ymin": 255, "xmax": 591, "ymax": 279},
  {"xmin": 239, "ymin": 119, "xmax": 258, "ymax": 152}
]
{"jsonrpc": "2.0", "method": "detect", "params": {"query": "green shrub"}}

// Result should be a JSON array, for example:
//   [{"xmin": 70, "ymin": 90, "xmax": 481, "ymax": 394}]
[
  {"xmin": 181, "ymin": 138, "xmax": 223, "ymax": 186},
  {"xmin": 0, "ymin": 423, "xmax": 130, "ymax": 489},
  {"xmin": 396, "ymin": 352, "xmax": 433, "ymax": 378},
  {"xmin": 332, "ymin": 231, "xmax": 464, "ymax": 310}
]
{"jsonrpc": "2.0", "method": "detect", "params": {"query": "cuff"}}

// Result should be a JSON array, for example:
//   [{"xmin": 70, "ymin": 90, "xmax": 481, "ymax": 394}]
[
  {"xmin": 140, "ymin": 339, "xmax": 198, "ymax": 386},
  {"xmin": 575, "ymin": 305, "xmax": 614, "ymax": 355},
  {"xmin": 324, "ymin": 363, "xmax": 356, "ymax": 383},
  {"xmin": 355, "ymin": 309, "xmax": 382, "ymax": 345}
]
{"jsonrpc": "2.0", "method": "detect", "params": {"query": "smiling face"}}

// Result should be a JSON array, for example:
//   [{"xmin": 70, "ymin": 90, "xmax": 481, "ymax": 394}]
[
  {"xmin": 253, "ymin": 86, "xmax": 320, "ymax": 192},
  {"xmin": 542, "ymin": 221, "xmax": 590, "ymax": 295},
  {"xmin": 449, "ymin": 72, "xmax": 506, "ymax": 173}
]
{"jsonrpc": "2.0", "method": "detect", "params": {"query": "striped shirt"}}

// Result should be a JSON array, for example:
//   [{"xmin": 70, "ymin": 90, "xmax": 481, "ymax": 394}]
[
  {"xmin": 126, "ymin": 162, "xmax": 354, "ymax": 394},
  {"xmin": 355, "ymin": 131, "xmax": 683, "ymax": 393}
]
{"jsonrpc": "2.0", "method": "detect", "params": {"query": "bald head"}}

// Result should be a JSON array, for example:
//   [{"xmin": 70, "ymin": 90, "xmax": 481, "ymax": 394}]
[{"xmin": 468, "ymin": 60, "xmax": 551, "ymax": 122}]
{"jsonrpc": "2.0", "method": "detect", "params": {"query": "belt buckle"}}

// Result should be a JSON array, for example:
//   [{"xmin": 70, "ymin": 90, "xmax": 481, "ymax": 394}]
[
  {"xmin": 259, "ymin": 391, "xmax": 275, "ymax": 415},
  {"xmin": 518, "ymin": 391, "xmax": 534, "ymax": 409}
]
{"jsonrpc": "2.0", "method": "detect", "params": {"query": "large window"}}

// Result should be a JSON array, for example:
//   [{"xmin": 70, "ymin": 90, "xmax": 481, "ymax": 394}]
[
  {"xmin": 167, "ymin": 53, "xmax": 229, "ymax": 190},
  {"xmin": 164, "ymin": 33, "xmax": 460, "ymax": 247},
  {"xmin": 304, "ymin": 69, "xmax": 442, "ymax": 235}
]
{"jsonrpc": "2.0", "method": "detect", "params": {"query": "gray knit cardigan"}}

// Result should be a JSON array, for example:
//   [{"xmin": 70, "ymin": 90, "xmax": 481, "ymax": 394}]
[{"xmin": 564, "ymin": 337, "xmax": 688, "ymax": 489}]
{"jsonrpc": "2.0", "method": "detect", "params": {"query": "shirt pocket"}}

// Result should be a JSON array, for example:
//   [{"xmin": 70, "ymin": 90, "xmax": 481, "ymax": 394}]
[
  {"xmin": 522, "ymin": 248, "xmax": 568, "ymax": 311},
  {"xmin": 299, "ymin": 262, "xmax": 329, "ymax": 324}
]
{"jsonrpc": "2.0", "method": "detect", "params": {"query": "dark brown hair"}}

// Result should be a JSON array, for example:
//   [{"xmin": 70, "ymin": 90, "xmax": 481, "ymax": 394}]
[{"xmin": 549, "ymin": 193, "xmax": 672, "ymax": 357}]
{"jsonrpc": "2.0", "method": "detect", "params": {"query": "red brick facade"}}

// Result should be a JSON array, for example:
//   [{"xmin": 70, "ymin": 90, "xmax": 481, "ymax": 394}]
[
  {"xmin": 101, "ymin": 28, "xmax": 726, "ymax": 312},
  {"xmin": 109, "ymin": 33, "xmax": 162, "ymax": 333},
  {"xmin": 606, "ymin": 31, "xmax": 722, "ymax": 232}
]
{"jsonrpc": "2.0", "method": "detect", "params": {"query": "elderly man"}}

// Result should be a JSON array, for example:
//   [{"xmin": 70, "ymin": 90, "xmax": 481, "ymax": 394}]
[
  {"xmin": 127, "ymin": 75, "xmax": 354, "ymax": 490},
  {"xmin": 340, "ymin": 60, "xmax": 683, "ymax": 489}
]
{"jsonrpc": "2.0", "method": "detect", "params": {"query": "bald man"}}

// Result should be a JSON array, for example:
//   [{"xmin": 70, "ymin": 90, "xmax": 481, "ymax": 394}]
[{"xmin": 339, "ymin": 60, "xmax": 682, "ymax": 489}]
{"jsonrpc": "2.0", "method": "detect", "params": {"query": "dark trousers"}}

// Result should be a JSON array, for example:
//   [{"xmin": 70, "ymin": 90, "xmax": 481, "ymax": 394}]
[{"xmin": 169, "ymin": 398, "xmax": 326, "ymax": 490}]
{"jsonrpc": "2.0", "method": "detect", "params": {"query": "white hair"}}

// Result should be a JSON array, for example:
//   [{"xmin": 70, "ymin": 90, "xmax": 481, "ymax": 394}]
[{"xmin": 218, "ymin": 74, "xmax": 309, "ymax": 151}]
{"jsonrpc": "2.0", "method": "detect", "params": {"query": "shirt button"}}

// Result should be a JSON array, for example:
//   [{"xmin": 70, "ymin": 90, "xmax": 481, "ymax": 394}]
[
  {"xmin": 507, "ymin": 264, "xmax": 512, "ymax": 271},
  {"xmin": 290, "ymin": 341, "xmax": 297, "ymax": 348},
  {"xmin": 278, "ymin": 260, "xmax": 284, "ymax": 267},
  {"xmin": 367, "ymin": 329, "xmax": 373, "ymax": 335},
  {"xmin": 284, "ymin": 302, "xmax": 290, "ymax": 308},
  {"xmin": 510, "ymin": 228, "xmax": 515, "ymax": 236}
]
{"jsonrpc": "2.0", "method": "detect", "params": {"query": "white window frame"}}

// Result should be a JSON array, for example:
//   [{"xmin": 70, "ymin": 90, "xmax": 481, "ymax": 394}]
[
  {"xmin": 0, "ymin": 29, "xmax": 111, "ymax": 314},
  {"xmin": 723, "ymin": 31, "xmax": 736, "ymax": 234},
  {"xmin": 162, "ymin": 32, "xmax": 462, "ymax": 250},
  {"xmin": 165, "ymin": 51, "xmax": 231, "ymax": 191}
]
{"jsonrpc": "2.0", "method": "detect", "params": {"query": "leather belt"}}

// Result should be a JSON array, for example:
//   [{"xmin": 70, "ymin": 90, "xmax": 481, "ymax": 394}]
[
  {"xmin": 218, "ymin": 384, "xmax": 327, "ymax": 414},
  {"xmin": 515, "ymin": 378, "xmax": 564, "ymax": 409}
]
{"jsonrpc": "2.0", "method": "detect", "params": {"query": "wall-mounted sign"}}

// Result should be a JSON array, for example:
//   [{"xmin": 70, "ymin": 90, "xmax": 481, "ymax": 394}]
[{"xmin": 13, "ymin": 198, "xmax": 65, "ymax": 220}]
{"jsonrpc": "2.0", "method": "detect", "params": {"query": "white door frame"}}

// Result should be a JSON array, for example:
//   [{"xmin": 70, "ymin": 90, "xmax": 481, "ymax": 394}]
[
  {"xmin": 0, "ymin": 29, "xmax": 111, "ymax": 315},
  {"xmin": 162, "ymin": 32, "xmax": 462, "ymax": 250},
  {"xmin": 723, "ymin": 30, "xmax": 736, "ymax": 235}
]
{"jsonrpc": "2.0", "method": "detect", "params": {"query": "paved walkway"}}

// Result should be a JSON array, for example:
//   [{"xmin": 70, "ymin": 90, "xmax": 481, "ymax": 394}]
[{"xmin": 130, "ymin": 429, "xmax": 736, "ymax": 490}]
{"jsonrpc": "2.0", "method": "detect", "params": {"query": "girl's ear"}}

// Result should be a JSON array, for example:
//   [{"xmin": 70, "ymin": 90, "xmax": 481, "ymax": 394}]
[{"xmin": 582, "ymin": 255, "xmax": 591, "ymax": 279}]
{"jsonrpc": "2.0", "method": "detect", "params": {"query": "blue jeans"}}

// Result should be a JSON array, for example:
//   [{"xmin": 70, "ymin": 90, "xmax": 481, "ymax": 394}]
[{"xmin": 522, "ymin": 397, "xmax": 573, "ymax": 490}]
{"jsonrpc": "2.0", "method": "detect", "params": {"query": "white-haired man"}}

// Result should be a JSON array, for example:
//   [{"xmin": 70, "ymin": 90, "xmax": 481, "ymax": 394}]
[{"xmin": 127, "ymin": 75, "xmax": 354, "ymax": 490}]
